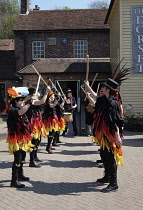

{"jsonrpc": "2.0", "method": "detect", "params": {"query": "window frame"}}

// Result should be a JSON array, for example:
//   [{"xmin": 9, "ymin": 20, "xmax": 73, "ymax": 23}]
[
  {"xmin": 73, "ymin": 40, "xmax": 88, "ymax": 58},
  {"xmin": 32, "ymin": 41, "xmax": 45, "ymax": 60}
]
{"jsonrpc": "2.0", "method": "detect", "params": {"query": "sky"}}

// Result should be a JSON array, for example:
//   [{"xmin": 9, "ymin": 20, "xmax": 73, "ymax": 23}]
[{"xmin": 30, "ymin": 0, "xmax": 111, "ymax": 10}]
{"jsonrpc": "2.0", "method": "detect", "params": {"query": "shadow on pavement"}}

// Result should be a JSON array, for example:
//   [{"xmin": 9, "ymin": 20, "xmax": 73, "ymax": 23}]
[
  {"xmin": 40, "ymin": 159, "xmax": 98, "ymax": 168},
  {"xmin": 0, "ymin": 161, "xmax": 12, "ymax": 169},
  {"xmin": 123, "ymin": 138, "xmax": 143, "ymax": 147},
  {"xmin": 17, "ymin": 181, "xmax": 104, "ymax": 195}
]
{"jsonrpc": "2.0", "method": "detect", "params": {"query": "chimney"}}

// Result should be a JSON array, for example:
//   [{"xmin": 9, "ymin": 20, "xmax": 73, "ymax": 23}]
[
  {"xmin": 33, "ymin": 5, "xmax": 40, "ymax": 10},
  {"xmin": 21, "ymin": 0, "xmax": 29, "ymax": 14}
]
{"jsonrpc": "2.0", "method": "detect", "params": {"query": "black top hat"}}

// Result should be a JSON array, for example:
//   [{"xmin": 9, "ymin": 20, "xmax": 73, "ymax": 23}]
[
  {"xmin": 10, "ymin": 96, "xmax": 25, "ymax": 105},
  {"xmin": 66, "ymin": 88, "xmax": 72, "ymax": 94},
  {"xmin": 101, "ymin": 78, "xmax": 119, "ymax": 91},
  {"xmin": 28, "ymin": 87, "xmax": 36, "ymax": 95}
]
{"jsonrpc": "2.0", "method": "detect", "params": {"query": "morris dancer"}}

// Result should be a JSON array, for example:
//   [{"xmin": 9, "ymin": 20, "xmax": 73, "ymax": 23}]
[
  {"xmin": 43, "ymin": 91, "xmax": 59, "ymax": 154},
  {"xmin": 62, "ymin": 89, "xmax": 77, "ymax": 136},
  {"xmin": 53, "ymin": 92, "xmax": 65, "ymax": 145},
  {"xmin": 6, "ymin": 87, "xmax": 33, "ymax": 188},
  {"xmin": 26, "ymin": 86, "xmax": 50, "ymax": 167},
  {"xmin": 85, "ymin": 78, "xmax": 123, "ymax": 193}
]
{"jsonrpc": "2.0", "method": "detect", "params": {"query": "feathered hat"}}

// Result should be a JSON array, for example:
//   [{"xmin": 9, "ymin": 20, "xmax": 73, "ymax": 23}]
[
  {"xmin": 2, "ymin": 87, "xmax": 25, "ymax": 114},
  {"xmin": 112, "ymin": 58, "xmax": 131, "ymax": 85},
  {"xmin": 8, "ymin": 87, "xmax": 25, "ymax": 104}
]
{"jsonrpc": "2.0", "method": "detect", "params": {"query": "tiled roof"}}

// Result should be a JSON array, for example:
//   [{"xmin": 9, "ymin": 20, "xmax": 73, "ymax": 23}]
[
  {"xmin": 0, "ymin": 39, "xmax": 15, "ymax": 50},
  {"xmin": 14, "ymin": 9, "xmax": 109, "ymax": 31},
  {"xmin": 0, "ymin": 51, "xmax": 16, "ymax": 79},
  {"xmin": 19, "ymin": 58, "xmax": 111, "ymax": 74}
]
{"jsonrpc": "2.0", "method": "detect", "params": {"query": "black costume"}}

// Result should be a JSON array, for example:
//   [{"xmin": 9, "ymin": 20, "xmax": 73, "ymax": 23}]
[{"xmin": 7, "ymin": 105, "xmax": 32, "ymax": 188}]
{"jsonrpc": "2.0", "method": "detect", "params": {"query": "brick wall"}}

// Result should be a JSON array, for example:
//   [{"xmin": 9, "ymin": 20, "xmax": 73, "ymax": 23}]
[{"xmin": 15, "ymin": 30, "xmax": 110, "ymax": 71}]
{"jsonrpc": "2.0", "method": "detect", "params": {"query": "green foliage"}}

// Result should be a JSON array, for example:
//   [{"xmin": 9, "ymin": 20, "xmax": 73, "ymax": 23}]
[
  {"xmin": 124, "ymin": 115, "xmax": 143, "ymax": 131},
  {"xmin": 0, "ymin": 0, "xmax": 19, "ymax": 38}
]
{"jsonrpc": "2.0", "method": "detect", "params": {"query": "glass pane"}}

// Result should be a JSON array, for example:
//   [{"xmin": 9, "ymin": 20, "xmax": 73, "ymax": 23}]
[
  {"xmin": 41, "ymin": 51, "xmax": 44, "ymax": 55},
  {"xmin": 37, "ymin": 42, "xmax": 40, "ymax": 46},
  {"xmin": 41, "ymin": 47, "xmax": 44, "ymax": 50},
  {"xmin": 37, "ymin": 47, "xmax": 40, "ymax": 50},
  {"xmin": 33, "ymin": 42, "xmax": 37, "ymax": 46},
  {"xmin": 41, "ymin": 55, "xmax": 44, "ymax": 58},
  {"xmin": 41, "ymin": 42, "xmax": 44, "ymax": 46}
]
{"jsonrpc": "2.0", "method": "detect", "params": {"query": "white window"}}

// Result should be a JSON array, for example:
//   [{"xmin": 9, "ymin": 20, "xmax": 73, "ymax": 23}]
[
  {"xmin": 32, "ymin": 41, "xmax": 45, "ymax": 60},
  {"xmin": 73, "ymin": 40, "xmax": 88, "ymax": 58}
]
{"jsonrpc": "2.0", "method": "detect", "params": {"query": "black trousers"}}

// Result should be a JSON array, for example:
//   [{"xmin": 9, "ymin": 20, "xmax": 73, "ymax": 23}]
[
  {"xmin": 100, "ymin": 147, "xmax": 117, "ymax": 184},
  {"xmin": 31, "ymin": 136, "xmax": 41, "ymax": 150},
  {"xmin": 13, "ymin": 150, "xmax": 26, "ymax": 165}
]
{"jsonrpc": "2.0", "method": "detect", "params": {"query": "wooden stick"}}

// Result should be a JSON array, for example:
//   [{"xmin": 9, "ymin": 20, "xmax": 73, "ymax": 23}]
[
  {"xmin": 91, "ymin": 73, "xmax": 98, "ymax": 88},
  {"xmin": 56, "ymin": 81, "xmax": 66, "ymax": 98},
  {"xmin": 32, "ymin": 65, "xmax": 48, "ymax": 87},
  {"xmin": 80, "ymin": 86, "xmax": 86, "ymax": 94},
  {"xmin": 48, "ymin": 78, "xmax": 58, "ymax": 92},
  {"xmin": 85, "ymin": 55, "xmax": 89, "ymax": 82},
  {"xmin": 96, "ymin": 82, "xmax": 100, "ymax": 94},
  {"xmin": 19, "ymin": 59, "xmax": 39, "ymax": 73},
  {"xmin": 35, "ymin": 75, "xmax": 41, "ymax": 94},
  {"xmin": 84, "ymin": 73, "xmax": 98, "ymax": 101}
]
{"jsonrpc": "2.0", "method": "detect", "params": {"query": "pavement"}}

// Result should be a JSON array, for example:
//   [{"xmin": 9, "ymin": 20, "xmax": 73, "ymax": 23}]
[{"xmin": 0, "ymin": 120, "xmax": 143, "ymax": 210}]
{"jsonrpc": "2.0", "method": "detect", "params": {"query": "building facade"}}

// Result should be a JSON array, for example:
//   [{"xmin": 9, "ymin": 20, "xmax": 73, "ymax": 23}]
[{"xmin": 105, "ymin": 0, "xmax": 143, "ymax": 115}]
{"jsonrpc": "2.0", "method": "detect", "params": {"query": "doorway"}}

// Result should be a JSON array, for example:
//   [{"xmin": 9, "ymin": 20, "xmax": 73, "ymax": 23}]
[
  {"xmin": 0, "ymin": 83, "xmax": 6, "ymax": 113},
  {"xmin": 56, "ymin": 80, "xmax": 80, "ymax": 112}
]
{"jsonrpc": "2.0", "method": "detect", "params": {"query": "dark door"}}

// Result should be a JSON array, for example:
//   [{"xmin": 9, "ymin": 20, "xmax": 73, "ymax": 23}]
[{"xmin": 0, "ymin": 83, "xmax": 6, "ymax": 113}]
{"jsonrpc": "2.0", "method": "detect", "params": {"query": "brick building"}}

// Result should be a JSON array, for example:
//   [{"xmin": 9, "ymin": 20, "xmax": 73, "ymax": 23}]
[
  {"xmin": 0, "ymin": 0, "xmax": 111, "ymax": 133},
  {"xmin": 0, "ymin": 39, "xmax": 22, "ymax": 112}
]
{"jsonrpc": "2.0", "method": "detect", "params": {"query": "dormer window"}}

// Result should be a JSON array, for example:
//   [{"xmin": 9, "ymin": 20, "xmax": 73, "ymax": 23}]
[
  {"xmin": 73, "ymin": 40, "xmax": 88, "ymax": 58},
  {"xmin": 32, "ymin": 41, "xmax": 45, "ymax": 60}
]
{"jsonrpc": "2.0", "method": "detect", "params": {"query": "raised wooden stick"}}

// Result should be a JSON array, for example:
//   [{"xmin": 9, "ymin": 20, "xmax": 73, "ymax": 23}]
[
  {"xmin": 96, "ymin": 82, "xmax": 100, "ymax": 94},
  {"xmin": 80, "ymin": 86, "xmax": 86, "ymax": 94},
  {"xmin": 48, "ymin": 78, "xmax": 58, "ymax": 92},
  {"xmin": 56, "ymin": 81, "xmax": 66, "ymax": 98},
  {"xmin": 91, "ymin": 73, "xmax": 98, "ymax": 88},
  {"xmin": 32, "ymin": 65, "xmax": 48, "ymax": 87},
  {"xmin": 85, "ymin": 55, "xmax": 89, "ymax": 82},
  {"xmin": 35, "ymin": 75, "xmax": 41, "ymax": 94},
  {"xmin": 84, "ymin": 73, "xmax": 98, "ymax": 101}
]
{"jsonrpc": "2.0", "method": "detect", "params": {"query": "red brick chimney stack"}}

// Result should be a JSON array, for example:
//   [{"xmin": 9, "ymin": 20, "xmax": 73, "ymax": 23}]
[{"xmin": 21, "ymin": 0, "xmax": 29, "ymax": 14}]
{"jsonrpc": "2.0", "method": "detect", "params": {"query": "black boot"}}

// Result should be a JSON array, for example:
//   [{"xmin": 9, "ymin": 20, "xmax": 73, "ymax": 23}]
[
  {"xmin": 96, "ymin": 169, "xmax": 110, "ymax": 183},
  {"xmin": 34, "ymin": 149, "xmax": 43, "ymax": 162},
  {"xmin": 29, "ymin": 150, "xmax": 41, "ymax": 167},
  {"xmin": 46, "ymin": 136, "xmax": 53, "ymax": 154},
  {"xmin": 11, "ymin": 164, "xmax": 25, "ymax": 188},
  {"xmin": 18, "ymin": 163, "xmax": 30, "ymax": 181},
  {"xmin": 52, "ymin": 133, "xmax": 59, "ymax": 146},
  {"xmin": 96, "ymin": 176, "xmax": 110, "ymax": 183},
  {"xmin": 101, "ymin": 172, "xmax": 118, "ymax": 193},
  {"xmin": 56, "ymin": 132, "xmax": 62, "ymax": 143}
]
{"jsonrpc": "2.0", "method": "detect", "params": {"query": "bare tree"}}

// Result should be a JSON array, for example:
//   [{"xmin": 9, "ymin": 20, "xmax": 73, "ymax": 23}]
[{"xmin": 88, "ymin": 0, "xmax": 109, "ymax": 9}]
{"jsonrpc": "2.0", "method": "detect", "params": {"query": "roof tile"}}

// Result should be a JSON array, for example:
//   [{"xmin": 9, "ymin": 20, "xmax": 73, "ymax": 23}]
[{"xmin": 14, "ymin": 9, "xmax": 109, "ymax": 31}]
